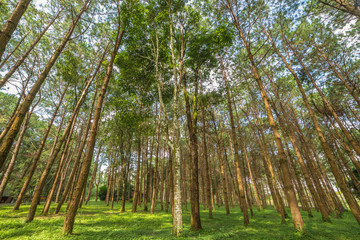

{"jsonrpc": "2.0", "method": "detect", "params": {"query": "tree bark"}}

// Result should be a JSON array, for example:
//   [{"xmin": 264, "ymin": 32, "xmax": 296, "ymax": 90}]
[
  {"xmin": 200, "ymin": 110, "xmax": 212, "ymax": 218},
  {"xmin": 25, "ymin": 37, "xmax": 102, "ymax": 221},
  {"xmin": 211, "ymin": 112, "xmax": 230, "ymax": 215},
  {"xmin": 0, "ymin": 0, "xmax": 32, "ymax": 62},
  {"xmin": 62, "ymin": 25, "xmax": 125, "ymax": 234},
  {"xmin": 268, "ymin": 30, "xmax": 360, "ymax": 224},
  {"xmin": 132, "ymin": 132, "xmax": 142, "ymax": 212},
  {"xmin": 13, "ymin": 88, "xmax": 66, "ymax": 210},
  {"xmin": 42, "ymin": 120, "xmax": 79, "ymax": 215},
  {"xmin": 85, "ymin": 145, "xmax": 102, "ymax": 205},
  {"xmin": 0, "ymin": 0, "xmax": 91, "ymax": 171},
  {"xmin": 220, "ymin": 56, "xmax": 249, "ymax": 224},
  {"xmin": 0, "ymin": 110, "xmax": 32, "ymax": 199},
  {"xmin": 224, "ymin": 3, "xmax": 304, "ymax": 228}
]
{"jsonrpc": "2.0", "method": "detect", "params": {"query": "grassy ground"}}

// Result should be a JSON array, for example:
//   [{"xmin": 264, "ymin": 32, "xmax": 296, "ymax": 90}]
[{"xmin": 0, "ymin": 201, "xmax": 359, "ymax": 239}]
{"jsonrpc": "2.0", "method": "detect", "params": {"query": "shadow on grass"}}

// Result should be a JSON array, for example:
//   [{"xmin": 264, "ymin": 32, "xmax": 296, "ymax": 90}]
[{"xmin": 0, "ymin": 202, "xmax": 359, "ymax": 239}]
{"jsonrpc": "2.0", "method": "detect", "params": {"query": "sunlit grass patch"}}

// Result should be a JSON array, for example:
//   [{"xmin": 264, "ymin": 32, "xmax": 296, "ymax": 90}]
[{"xmin": 0, "ymin": 201, "xmax": 359, "ymax": 239}]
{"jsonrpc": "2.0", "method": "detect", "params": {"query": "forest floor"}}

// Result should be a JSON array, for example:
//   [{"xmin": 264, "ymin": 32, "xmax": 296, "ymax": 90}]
[{"xmin": 0, "ymin": 201, "xmax": 359, "ymax": 239}]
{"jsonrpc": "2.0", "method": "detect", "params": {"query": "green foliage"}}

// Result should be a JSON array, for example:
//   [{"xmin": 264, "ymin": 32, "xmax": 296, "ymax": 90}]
[
  {"xmin": 348, "ymin": 169, "xmax": 360, "ymax": 199},
  {"xmin": 98, "ymin": 185, "xmax": 118, "ymax": 201},
  {"xmin": 0, "ymin": 92, "xmax": 17, "ymax": 127},
  {"xmin": 98, "ymin": 185, "xmax": 107, "ymax": 201}
]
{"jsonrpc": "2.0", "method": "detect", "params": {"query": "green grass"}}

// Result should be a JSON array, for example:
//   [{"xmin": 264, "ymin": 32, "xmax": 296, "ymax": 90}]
[{"xmin": 0, "ymin": 201, "xmax": 359, "ymax": 239}]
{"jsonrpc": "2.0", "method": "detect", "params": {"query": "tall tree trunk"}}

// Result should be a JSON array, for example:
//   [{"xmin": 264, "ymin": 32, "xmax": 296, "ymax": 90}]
[
  {"xmin": 266, "ymin": 69, "xmax": 331, "ymax": 222},
  {"xmin": 0, "ymin": 30, "xmax": 29, "ymax": 69},
  {"xmin": 159, "ymin": 146, "xmax": 166, "ymax": 211},
  {"xmin": 150, "ymin": 107, "xmax": 162, "ymax": 214},
  {"xmin": 208, "ymin": 150, "xmax": 216, "ymax": 211},
  {"xmin": 266, "ymin": 28, "xmax": 360, "ymax": 224},
  {"xmin": 55, "ymin": 101, "xmax": 97, "ymax": 213},
  {"xmin": 200, "ymin": 110, "xmax": 212, "ymax": 218},
  {"xmin": 120, "ymin": 141, "xmax": 131, "ymax": 212},
  {"xmin": 182, "ymin": 75, "xmax": 201, "ymax": 230},
  {"xmin": 168, "ymin": 1, "xmax": 183, "ymax": 234},
  {"xmin": 211, "ymin": 112, "xmax": 230, "ymax": 214},
  {"xmin": 110, "ymin": 157, "xmax": 116, "ymax": 209},
  {"xmin": 62, "ymin": 26, "xmax": 125, "ymax": 234},
  {"xmin": 0, "ymin": 0, "xmax": 32, "ymax": 62},
  {"xmin": 120, "ymin": 162, "xmax": 127, "ymax": 212},
  {"xmin": 220, "ymin": 56, "xmax": 249, "ymax": 224},
  {"xmin": 56, "ymin": 147, "xmax": 74, "ymax": 203},
  {"xmin": 42, "ymin": 120, "xmax": 79, "ymax": 215},
  {"xmin": 25, "ymin": 104, "xmax": 80, "ymax": 222},
  {"xmin": 132, "ymin": 132, "xmax": 142, "ymax": 212},
  {"xmin": 85, "ymin": 145, "xmax": 102, "ymax": 205},
  {"xmin": 0, "ymin": 0, "xmax": 91, "ymax": 171},
  {"xmin": 224, "ymin": 2, "xmax": 304, "ymax": 229},
  {"xmin": 232, "ymin": 99, "xmax": 262, "ymax": 212},
  {"xmin": 25, "ymin": 38, "xmax": 105, "ymax": 222},
  {"xmin": 13, "ymin": 88, "xmax": 66, "ymax": 210},
  {"xmin": 290, "ymin": 43, "xmax": 360, "ymax": 159},
  {"xmin": 144, "ymin": 134, "xmax": 154, "ymax": 211},
  {"xmin": 95, "ymin": 163, "xmax": 101, "ymax": 202},
  {"xmin": 0, "ymin": 110, "xmax": 32, "ymax": 199},
  {"xmin": 243, "ymin": 107, "xmax": 286, "ymax": 220}
]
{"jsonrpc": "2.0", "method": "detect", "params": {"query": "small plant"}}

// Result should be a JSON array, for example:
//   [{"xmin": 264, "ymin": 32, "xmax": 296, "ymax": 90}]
[{"xmin": 98, "ymin": 185, "xmax": 107, "ymax": 201}]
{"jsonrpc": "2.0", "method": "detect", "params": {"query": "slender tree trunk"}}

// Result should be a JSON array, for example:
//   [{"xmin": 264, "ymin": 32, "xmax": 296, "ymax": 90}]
[
  {"xmin": 159, "ymin": 146, "xmax": 165, "ymax": 211},
  {"xmin": 150, "ymin": 108, "xmax": 162, "ymax": 213},
  {"xmin": 105, "ymin": 166, "xmax": 111, "ymax": 206},
  {"xmin": 208, "ymin": 150, "xmax": 216, "ymax": 211},
  {"xmin": 232, "ymin": 100, "xmax": 262, "ymax": 212},
  {"xmin": 224, "ymin": 3, "xmax": 304, "ymax": 228},
  {"xmin": 220, "ymin": 56, "xmax": 249, "ymax": 224},
  {"xmin": 54, "ymin": 48, "xmax": 107, "ymax": 215},
  {"xmin": 62, "ymin": 26, "xmax": 125, "ymax": 234},
  {"xmin": 211, "ymin": 113, "xmax": 230, "ymax": 214},
  {"xmin": 243, "ymin": 107, "xmax": 286, "ymax": 220},
  {"xmin": 25, "ymin": 106, "xmax": 79, "ymax": 222},
  {"xmin": 95, "ymin": 164, "xmax": 101, "ymax": 202},
  {"xmin": 56, "ymin": 148, "xmax": 74, "ymax": 203},
  {"xmin": 110, "ymin": 158, "xmax": 116, "ymax": 209},
  {"xmin": 167, "ymin": 2, "xmax": 183, "ymax": 234},
  {"xmin": 290, "ymin": 43, "xmax": 360, "ymax": 159},
  {"xmin": 144, "ymin": 135, "xmax": 154, "ymax": 211},
  {"xmin": 264, "ymin": 68, "xmax": 331, "ymax": 221},
  {"xmin": 0, "ymin": 0, "xmax": 91, "ymax": 171},
  {"xmin": 0, "ymin": 30, "xmax": 29, "ymax": 69},
  {"xmin": 42, "ymin": 120, "xmax": 79, "ymax": 215},
  {"xmin": 85, "ymin": 145, "xmax": 102, "ymax": 205},
  {"xmin": 0, "ymin": 110, "xmax": 32, "ymax": 199},
  {"xmin": 266, "ymin": 28, "xmax": 360, "ymax": 224},
  {"xmin": 13, "ymin": 89, "xmax": 66, "ymax": 210},
  {"xmin": 54, "ymin": 103, "xmax": 96, "ymax": 213},
  {"xmin": 182, "ymin": 75, "xmax": 201, "ymax": 230},
  {"xmin": 0, "ymin": 0, "xmax": 32, "ymax": 62},
  {"xmin": 120, "ymin": 158, "xmax": 127, "ymax": 212},
  {"xmin": 139, "ymin": 142, "xmax": 145, "ymax": 207},
  {"xmin": 200, "ymin": 110, "xmax": 212, "ymax": 218},
  {"xmin": 0, "ymin": 9, "xmax": 62, "ymax": 88},
  {"xmin": 132, "ymin": 132, "xmax": 142, "ymax": 212}
]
